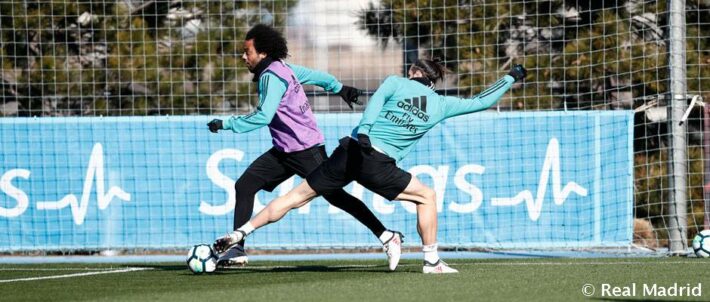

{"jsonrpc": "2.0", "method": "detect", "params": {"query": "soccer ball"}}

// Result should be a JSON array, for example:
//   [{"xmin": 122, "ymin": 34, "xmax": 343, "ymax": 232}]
[
  {"xmin": 692, "ymin": 230, "xmax": 710, "ymax": 258},
  {"xmin": 186, "ymin": 244, "xmax": 218, "ymax": 274}
]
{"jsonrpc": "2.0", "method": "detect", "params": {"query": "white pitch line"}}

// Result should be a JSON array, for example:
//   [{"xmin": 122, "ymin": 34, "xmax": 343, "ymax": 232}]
[
  {"xmin": 0, "ymin": 267, "xmax": 151, "ymax": 283},
  {"xmin": 0, "ymin": 268, "xmax": 118, "ymax": 271}
]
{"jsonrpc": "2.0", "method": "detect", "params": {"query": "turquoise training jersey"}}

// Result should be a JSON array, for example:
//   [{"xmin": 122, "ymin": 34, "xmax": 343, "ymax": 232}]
[
  {"xmin": 223, "ymin": 63, "xmax": 343, "ymax": 134},
  {"xmin": 353, "ymin": 75, "xmax": 515, "ymax": 162}
]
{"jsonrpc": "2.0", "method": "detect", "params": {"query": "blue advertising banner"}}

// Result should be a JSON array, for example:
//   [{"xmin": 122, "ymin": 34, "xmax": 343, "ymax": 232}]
[{"xmin": 0, "ymin": 111, "xmax": 633, "ymax": 250}]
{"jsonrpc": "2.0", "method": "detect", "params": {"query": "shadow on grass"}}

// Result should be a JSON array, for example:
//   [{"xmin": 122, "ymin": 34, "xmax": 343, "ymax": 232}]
[{"xmin": 133, "ymin": 263, "xmax": 406, "ymax": 274}]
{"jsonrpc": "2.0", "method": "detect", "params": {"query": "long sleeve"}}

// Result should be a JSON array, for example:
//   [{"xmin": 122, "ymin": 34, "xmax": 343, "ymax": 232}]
[
  {"xmin": 288, "ymin": 64, "xmax": 343, "ymax": 93},
  {"xmin": 442, "ymin": 75, "xmax": 515, "ymax": 118},
  {"xmin": 223, "ymin": 73, "xmax": 286, "ymax": 133},
  {"xmin": 356, "ymin": 76, "xmax": 399, "ymax": 135}
]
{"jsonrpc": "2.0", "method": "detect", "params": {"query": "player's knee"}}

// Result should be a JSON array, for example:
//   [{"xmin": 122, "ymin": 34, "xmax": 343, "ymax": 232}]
[
  {"xmin": 284, "ymin": 184, "xmax": 317, "ymax": 208},
  {"xmin": 234, "ymin": 178, "xmax": 259, "ymax": 199},
  {"xmin": 420, "ymin": 187, "xmax": 436, "ymax": 205},
  {"xmin": 321, "ymin": 190, "xmax": 348, "ymax": 206},
  {"xmin": 287, "ymin": 189, "xmax": 309, "ymax": 204},
  {"xmin": 234, "ymin": 180, "xmax": 246, "ymax": 197},
  {"xmin": 295, "ymin": 182, "xmax": 316, "ymax": 197}
]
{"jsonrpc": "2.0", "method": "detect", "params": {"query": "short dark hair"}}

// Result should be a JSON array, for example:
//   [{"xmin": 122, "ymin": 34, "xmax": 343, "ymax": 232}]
[
  {"xmin": 245, "ymin": 24, "xmax": 289, "ymax": 60},
  {"xmin": 412, "ymin": 59, "xmax": 447, "ymax": 83}
]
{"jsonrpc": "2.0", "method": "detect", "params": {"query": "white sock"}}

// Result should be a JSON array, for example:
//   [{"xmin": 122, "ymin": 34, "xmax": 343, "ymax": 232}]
[
  {"xmin": 379, "ymin": 230, "xmax": 394, "ymax": 244},
  {"xmin": 237, "ymin": 222, "xmax": 255, "ymax": 237},
  {"xmin": 423, "ymin": 243, "xmax": 439, "ymax": 264}
]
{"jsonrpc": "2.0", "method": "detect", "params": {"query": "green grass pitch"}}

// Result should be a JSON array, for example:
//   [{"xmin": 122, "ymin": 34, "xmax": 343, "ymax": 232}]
[{"xmin": 1, "ymin": 258, "xmax": 709, "ymax": 301}]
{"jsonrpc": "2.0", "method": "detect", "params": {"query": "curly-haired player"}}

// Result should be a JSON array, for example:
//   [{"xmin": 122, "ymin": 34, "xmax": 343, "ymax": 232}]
[{"xmin": 207, "ymin": 24, "xmax": 403, "ymax": 269}]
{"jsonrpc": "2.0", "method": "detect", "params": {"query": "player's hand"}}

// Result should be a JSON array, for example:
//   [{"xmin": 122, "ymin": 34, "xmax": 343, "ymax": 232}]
[
  {"xmin": 508, "ymin": 64, "xmax": 527, "ymax": 82},
  {"xmin": 207, "ymin": 119, "xmax": 223, "ymax": 133},
  {"xmin": 357, "ymin": 134, "xmax": 373, "ymax": 153},
  {"xmin": 337, "ymin": 85, "xmax": 362, "ymax": 109}
]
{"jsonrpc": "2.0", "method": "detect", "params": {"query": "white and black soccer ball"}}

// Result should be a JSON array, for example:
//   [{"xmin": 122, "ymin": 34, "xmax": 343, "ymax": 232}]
[
  {"xmin": 186, "ymin": 244, "xmax": 218, "ymax": 274},
  {"xmin": 692, "ymin": 230, "xmax": 710, "ymax": 258}
]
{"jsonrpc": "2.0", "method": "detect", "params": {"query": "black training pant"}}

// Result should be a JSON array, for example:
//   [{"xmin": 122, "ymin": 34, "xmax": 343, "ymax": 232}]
[{"xmin": 233, "ymin": 145, "xmax": 386, "ymax": 245}]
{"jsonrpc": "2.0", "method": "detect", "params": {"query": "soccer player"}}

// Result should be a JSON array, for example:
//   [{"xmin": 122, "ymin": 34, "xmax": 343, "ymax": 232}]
[
  {"xmin": 214, "ymin": 58, "xmax": 528, "ymax": 274},
  {"xmin": 207, "ymin": 24, "xmax": 403, "ymax": 269}
]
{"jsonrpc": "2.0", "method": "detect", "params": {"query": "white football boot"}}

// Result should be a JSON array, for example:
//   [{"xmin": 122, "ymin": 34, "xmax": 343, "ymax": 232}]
[
  {"xmin": 218, "ymin": 244, "xmax": 248, "ymax": 267},
  {"xmin": 382, "ymin": 231, "xmax": 404, "ymax": 271},
  {"xmin": 213, "ymin": 230, "xmax": 246, "ymax": 254},
  {"xmin": 422, "ymin": 259, "xmax": 459, "ymax": 274}
]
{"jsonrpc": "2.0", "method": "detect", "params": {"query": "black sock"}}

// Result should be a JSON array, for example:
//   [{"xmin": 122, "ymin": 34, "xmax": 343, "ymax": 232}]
[{"xmin": 233, "ymin": 174, "xmax": 267, "ymax": 245}]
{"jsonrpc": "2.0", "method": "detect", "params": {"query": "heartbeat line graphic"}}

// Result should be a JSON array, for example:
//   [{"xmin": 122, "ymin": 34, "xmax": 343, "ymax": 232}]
[
  {"xmin": 36, "ymin": 143, "xmax": 131, "ymax": 225},
  {"xmin": 491, "ymin": 138, "xmax": 588, "ymax": 221}
]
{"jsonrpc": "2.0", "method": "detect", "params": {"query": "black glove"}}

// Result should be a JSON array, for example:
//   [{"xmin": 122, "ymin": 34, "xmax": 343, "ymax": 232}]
[
  {"xmin": 508, "ymin": 64, "xmax": 527, "ymax": 82},
  {"xmin": 207, "ymin": 119, "xmax": 223, "ymax": 133},
  {"xmin": 357, "ymin": 133, "xmax": 372, "ymax": 153},
  {"xmin": 337, "ymin": 85, "xmax": 362, "ymax": 109}
]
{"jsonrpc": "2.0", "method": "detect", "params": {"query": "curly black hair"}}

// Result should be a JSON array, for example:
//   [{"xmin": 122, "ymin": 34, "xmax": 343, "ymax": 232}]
[{"xmin": 245, "ymin": 24, "xmax": 289, "ymax": 60}]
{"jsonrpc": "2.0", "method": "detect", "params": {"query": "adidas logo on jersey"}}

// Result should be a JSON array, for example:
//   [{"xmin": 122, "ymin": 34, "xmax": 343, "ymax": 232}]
[{"xmin": 397, "ymin": 96, "xmax": 430, "ymax": 122}]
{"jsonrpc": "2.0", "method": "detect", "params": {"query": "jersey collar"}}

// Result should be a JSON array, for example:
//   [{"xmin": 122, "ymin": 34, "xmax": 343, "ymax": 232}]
[
  {"xmin": 251, "ymin": 57, "xmax": 275, "ymax": 82},
  {"xmin": 411, "ymin": 77, "xmax": 435, "ymax": 90}
]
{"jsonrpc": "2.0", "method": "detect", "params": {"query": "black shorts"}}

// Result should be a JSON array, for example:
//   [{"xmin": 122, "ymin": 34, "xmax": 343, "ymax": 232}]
[
  {"xmin": 243, "ymin": 145, "xmax": 327, "ymax": 192},
  {"xmin": 307, "ymin": 137, "xmax": 412, "ymax": 200}
]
